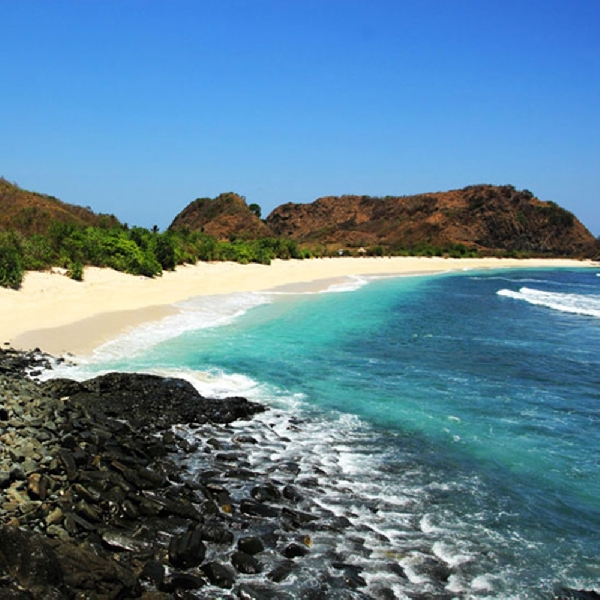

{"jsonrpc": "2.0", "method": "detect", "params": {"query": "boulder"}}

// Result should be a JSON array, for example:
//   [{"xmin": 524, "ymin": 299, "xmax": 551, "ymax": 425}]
[
  {"xmin": 0, "ymin": 525, "xmax": 64, "ymax": 595},
  {"xmin": 168, "ymin": 529, "xmax": 207, "ymax": 568}
]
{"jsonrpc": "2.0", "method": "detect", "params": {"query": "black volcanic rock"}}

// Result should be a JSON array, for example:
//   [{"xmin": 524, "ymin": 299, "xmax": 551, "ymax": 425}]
[{"xmin": 41, "ymin": 371, "xmax": 265, "ymax": 428}]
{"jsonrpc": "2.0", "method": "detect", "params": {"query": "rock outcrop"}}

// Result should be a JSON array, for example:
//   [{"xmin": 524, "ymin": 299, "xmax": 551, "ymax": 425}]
[{"xmin": 0, "ymin": 349, "xmax": 376, "ymax": 598}]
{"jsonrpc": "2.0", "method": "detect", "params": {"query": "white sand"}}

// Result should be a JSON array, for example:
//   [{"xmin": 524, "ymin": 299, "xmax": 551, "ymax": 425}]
[{"xmin": 0, "ymin": 257, "xmax": 593, "ymax": 356}]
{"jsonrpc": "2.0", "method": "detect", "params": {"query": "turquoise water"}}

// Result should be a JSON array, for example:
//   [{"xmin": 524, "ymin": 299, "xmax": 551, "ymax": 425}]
[{"xmin": 54, "ymin": 268, "xmax": 600, "ymax": 597}]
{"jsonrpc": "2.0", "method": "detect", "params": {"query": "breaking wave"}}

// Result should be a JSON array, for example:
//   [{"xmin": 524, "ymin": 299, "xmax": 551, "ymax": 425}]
[{"xmin": 497, "ymin": 287, "xmax": 600, "ymax": 318}]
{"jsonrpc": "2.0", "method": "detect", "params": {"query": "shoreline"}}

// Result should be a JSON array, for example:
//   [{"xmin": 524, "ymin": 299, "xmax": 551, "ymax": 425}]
[{"xmin": 1, "ymin": 257, "xmax": 595, "ymax": 356}]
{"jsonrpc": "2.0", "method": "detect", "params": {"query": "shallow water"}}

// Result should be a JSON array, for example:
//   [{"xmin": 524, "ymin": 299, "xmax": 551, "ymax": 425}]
[{"xmin": 50, "ymin": 267, "xmax": 600, "ymax": 597}]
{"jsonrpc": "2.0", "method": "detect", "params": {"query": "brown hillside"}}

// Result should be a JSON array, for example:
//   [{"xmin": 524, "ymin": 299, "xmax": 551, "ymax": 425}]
[
  {"xmin": 266, "ymin": 185, "xmax": 596, "ymax": 256},
  {"xmin": 0, "ymin": 178, "xmax": 120, "ymax": 235},
  {"xmin": 169, "ymin": 192, "xmax": 273, "ymax": 240}
]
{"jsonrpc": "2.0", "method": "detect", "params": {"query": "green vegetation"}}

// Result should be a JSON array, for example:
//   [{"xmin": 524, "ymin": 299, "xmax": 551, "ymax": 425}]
[
  {"xmin": 249, "ymin": 203, "xmax": 262, "ymax": 218},
  {"xmin": 0, "ymin": 221, "xmax": 306, "ymax": 289},
  {"xmin": 0, "ymin": 244, "xmax": 24, "ymax": 289},
  {"xmin": 536, "ymin": 201, "xmax": 575, "ymax": 228}
]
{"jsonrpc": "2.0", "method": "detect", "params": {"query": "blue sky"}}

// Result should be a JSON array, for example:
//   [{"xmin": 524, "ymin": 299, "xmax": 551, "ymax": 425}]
[{"xmin": 1, "ymin": 0, "xmax": 599, "ymax": 234}]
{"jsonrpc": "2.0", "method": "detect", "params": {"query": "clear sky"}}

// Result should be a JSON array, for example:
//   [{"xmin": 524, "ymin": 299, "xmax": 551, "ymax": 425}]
[{"xmin": 1, "ymin": 0, "xmax": 599, "ymax": 235}]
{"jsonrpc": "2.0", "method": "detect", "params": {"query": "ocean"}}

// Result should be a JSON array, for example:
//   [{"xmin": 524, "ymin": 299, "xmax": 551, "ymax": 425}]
[{"xmin": 50, "ymin": 266, "xmax": 600, "ymax": 598}]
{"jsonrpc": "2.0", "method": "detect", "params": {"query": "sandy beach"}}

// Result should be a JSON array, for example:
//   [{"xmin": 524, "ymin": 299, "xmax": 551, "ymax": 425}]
[{"xmin": 0, "ymin": 257, "xmax": 593, "ymax": 356}]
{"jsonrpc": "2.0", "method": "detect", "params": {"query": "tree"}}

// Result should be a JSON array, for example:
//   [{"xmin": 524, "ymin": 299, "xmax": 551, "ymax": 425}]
[{"xmin": 249, "ymin": 203, "xmax": 262, "ymax": 219}]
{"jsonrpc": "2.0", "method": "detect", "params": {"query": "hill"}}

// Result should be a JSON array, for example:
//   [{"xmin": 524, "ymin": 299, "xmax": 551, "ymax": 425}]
[
  {"xmin": 0, "ymin": 178, "xmax": 120, "ymax": 235},
  {"xmin": 169, "ymin": 192, "xmax": 273, "ymax": 240},
  {"xmin": 265, "ymin": 185, "xmax": 596, "ymax": 257}
]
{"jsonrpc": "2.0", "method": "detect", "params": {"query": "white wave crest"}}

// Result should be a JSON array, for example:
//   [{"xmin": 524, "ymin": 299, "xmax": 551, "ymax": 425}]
[
  {"xmin": 87, "ymin": 292, "xmax": 270, "ymax": 361},
  {"xmin": 320, "ymin": 275, "xmax": 370, "ymax": 293},
  {"xmin": 497, "ymin": 287, "xmax": 600, "ymax": 318}
]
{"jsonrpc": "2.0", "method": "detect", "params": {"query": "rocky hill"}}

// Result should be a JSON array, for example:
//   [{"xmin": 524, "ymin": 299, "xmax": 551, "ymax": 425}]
[
  {"xmin": 0, "ymin": 178, "xmax": 120, "ymax": 235},
  {"xmin": 2, "ymin": 179, "xmax": 596, "ymax": 258},
  {"xmin": 265, "ymin": 185, "xmax": 596, "ymax": 256},
  {"xmin": 169, "ymin": 192, "xmax": 272, "ymax": 240}
]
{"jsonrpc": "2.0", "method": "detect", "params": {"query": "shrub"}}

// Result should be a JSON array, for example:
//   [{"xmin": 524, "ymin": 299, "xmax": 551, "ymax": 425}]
[
  {"xmin": 0, "ymin": 246, "xmax": 24, "ymax": 289},
  {"xmin": 21, "ymin": 234, "xmax": 55, "ymax": 270},
  {"xmin": 67, "ymin": 260, "xmax": 84, "ymax": 281},
  {"xmin": 153, "ymin": 234, "xmax": 177, "ymax": 270}
]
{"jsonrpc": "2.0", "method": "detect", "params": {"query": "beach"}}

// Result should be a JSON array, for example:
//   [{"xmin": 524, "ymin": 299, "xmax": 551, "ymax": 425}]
[
  {"xmin": 0, "ymin": 257, "xmax": 593, "ymax": 356},
  {"xmin": 1, "ymin": 260, "xmax": 599, "ymax": 597}
]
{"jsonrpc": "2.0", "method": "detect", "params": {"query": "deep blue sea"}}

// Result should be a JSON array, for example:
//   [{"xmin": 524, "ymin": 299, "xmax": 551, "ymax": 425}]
[{"xmin": 51, "ymin": 267, "xmax": 600, "ymax": 598}]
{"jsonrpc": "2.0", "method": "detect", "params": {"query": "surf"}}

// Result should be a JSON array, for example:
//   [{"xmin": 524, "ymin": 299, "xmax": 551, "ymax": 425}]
[{"xmin": 497, "ymin": 286, "xmax": 600, "ymax": 318}]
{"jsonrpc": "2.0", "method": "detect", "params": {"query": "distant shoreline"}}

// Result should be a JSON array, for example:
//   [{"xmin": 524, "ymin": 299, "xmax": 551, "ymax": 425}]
[{"xmin": 1, "ymin": 257, "xmax": 595, "ymax": 356}]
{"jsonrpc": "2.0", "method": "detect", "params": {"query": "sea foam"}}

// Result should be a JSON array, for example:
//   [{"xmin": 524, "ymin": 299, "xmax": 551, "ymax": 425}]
[
  {"xmin": 91, "ymin": 292, "xmax": 270, "ymax": 362},
  {"xmin": 497, "ymin": 287, "xmax": 600, "ymax": 318}
]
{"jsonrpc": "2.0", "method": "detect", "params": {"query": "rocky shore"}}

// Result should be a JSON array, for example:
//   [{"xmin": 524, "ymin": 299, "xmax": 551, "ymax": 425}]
[
  {"xmin": 1, "ymin": 347, "xmax": 598, "ymax": 600},
  {"xmin": 1, "ymin": 347, "xmax": 385, "ymax": 599}
]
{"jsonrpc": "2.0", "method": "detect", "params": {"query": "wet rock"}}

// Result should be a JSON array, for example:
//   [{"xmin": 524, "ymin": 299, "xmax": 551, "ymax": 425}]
[
  {"xmin": 282, "ymin": 484, "xmax": 303, "ymax": 503},
  {"xmin": 557, "ymin": 590, "xmax": 600, "ymax": 600},
  {"xmin": 386, "ymin": 561, "xmax": 408, "ymax": 580},
  {"xmin": 279, "ymin": 461, "xmax": 301, "ymax": 475},
  {"xmin": 168, "ymin": 528, "xmax": 207, "ymax": 568},
  {"xmin": 251, "ymin": 483, "xmax": 281, "ymax": 502},
  {"xmin": 226, "ymin": 467, "xmax": 259, "ymax": 479},
  {"xmin": 231, "ymin": 551, "xmax": 263, "ymax": 574},
  {"xmin": 75, "ymin": 500, "xmax": 102, "ymax": 523},
  {"xmin": 216, "ymin": 452, "xmax": 245, "ymax": 462},
  {"xmin": 141, "ymin": 490, "xmax": 202, "ymax": 520},
  {"xmin": 232, "ymin": 434, "xmax": 258, "ymax": 444},
  {"xmin": 267, "ymin": 560, "xmax": 295, "ymax": 582},
  {"xmin": 43, "ymin": 372, "xmax": 266, "ymax": 429},
  {"xmin": 205, "ymin": 482, "xmax": 232, "ymax": 506},
  {"xmin": 160, "ymin": 572, "xmax": 206, "ymax": 592},
  {"xmin": 237, "ymin": 536, "xmax": 265, "ymax": 555},
  {"xmin": 54, "ymin": 539, "xmax": 140, "ymax": 598},
  {"xmin": 201, "ymin": 561, "xmax": 235, "ymax": 589},
  {"xmin": 237, "ymin": 582, "xmax": 273, "ymax": 600},
  {"xmin": 101, "ymin": 530, "xmax": 154, "ymax": 553},
  {"xmin": 140, "ymin": 559, "xmax": 165, "ymax": 585},
  {"xmin": 332, "ymin": 562, "xmax": 367, "ymax": 588},
  {"xmin": 282, "ymin": 507, "xmax": 318, "ymax": 528},
  {"xmin": 282, "ymin": 542, "xmax": 309, "ymax": 559},
  {"xmin": 417, "ymin": 555, "xmax": 452, "ymax": 583},
  {"xmin": 2, "ymin": 350, "xmax": 378, "ymax": 598},
  {"xmin": 196, "ymin": 521, "xmax": 234, "ymax": 544},
  {"xmin": 0, "ymin": 525, "xmax": 64, "ymax": 594},
  {"xmin": 240, "ymin": 499, "xmax": 280, "ymax": 518},
  {"xmin": 72, "ymin": 483, "xmax": 102, "ymax": 504},
  {"xmin": 63, "ymin": 512, "xmax": 96, "ymax": 534}
]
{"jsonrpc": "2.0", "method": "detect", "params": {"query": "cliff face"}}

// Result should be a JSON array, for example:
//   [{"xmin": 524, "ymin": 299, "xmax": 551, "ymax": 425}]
[
  {"xmin": 266, "ymin": 185, "xmax": 596, "ymax": 256},
  {"xmin": 0, "ymin": 178, "xmax": 119, "ymax": 235},
  {"xmin": 169, "ymin": 192, "xmax": 273, "ymax": 240}
]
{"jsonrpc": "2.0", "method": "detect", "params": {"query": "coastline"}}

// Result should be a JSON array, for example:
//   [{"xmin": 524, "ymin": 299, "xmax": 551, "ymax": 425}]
[
  {"xmin": 1, "ymin": 256, "xmax": 594, "ymax": 356},
  {"xmin": 2, "ymin": 268, "xmax": 599, "ymax": 596}
]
